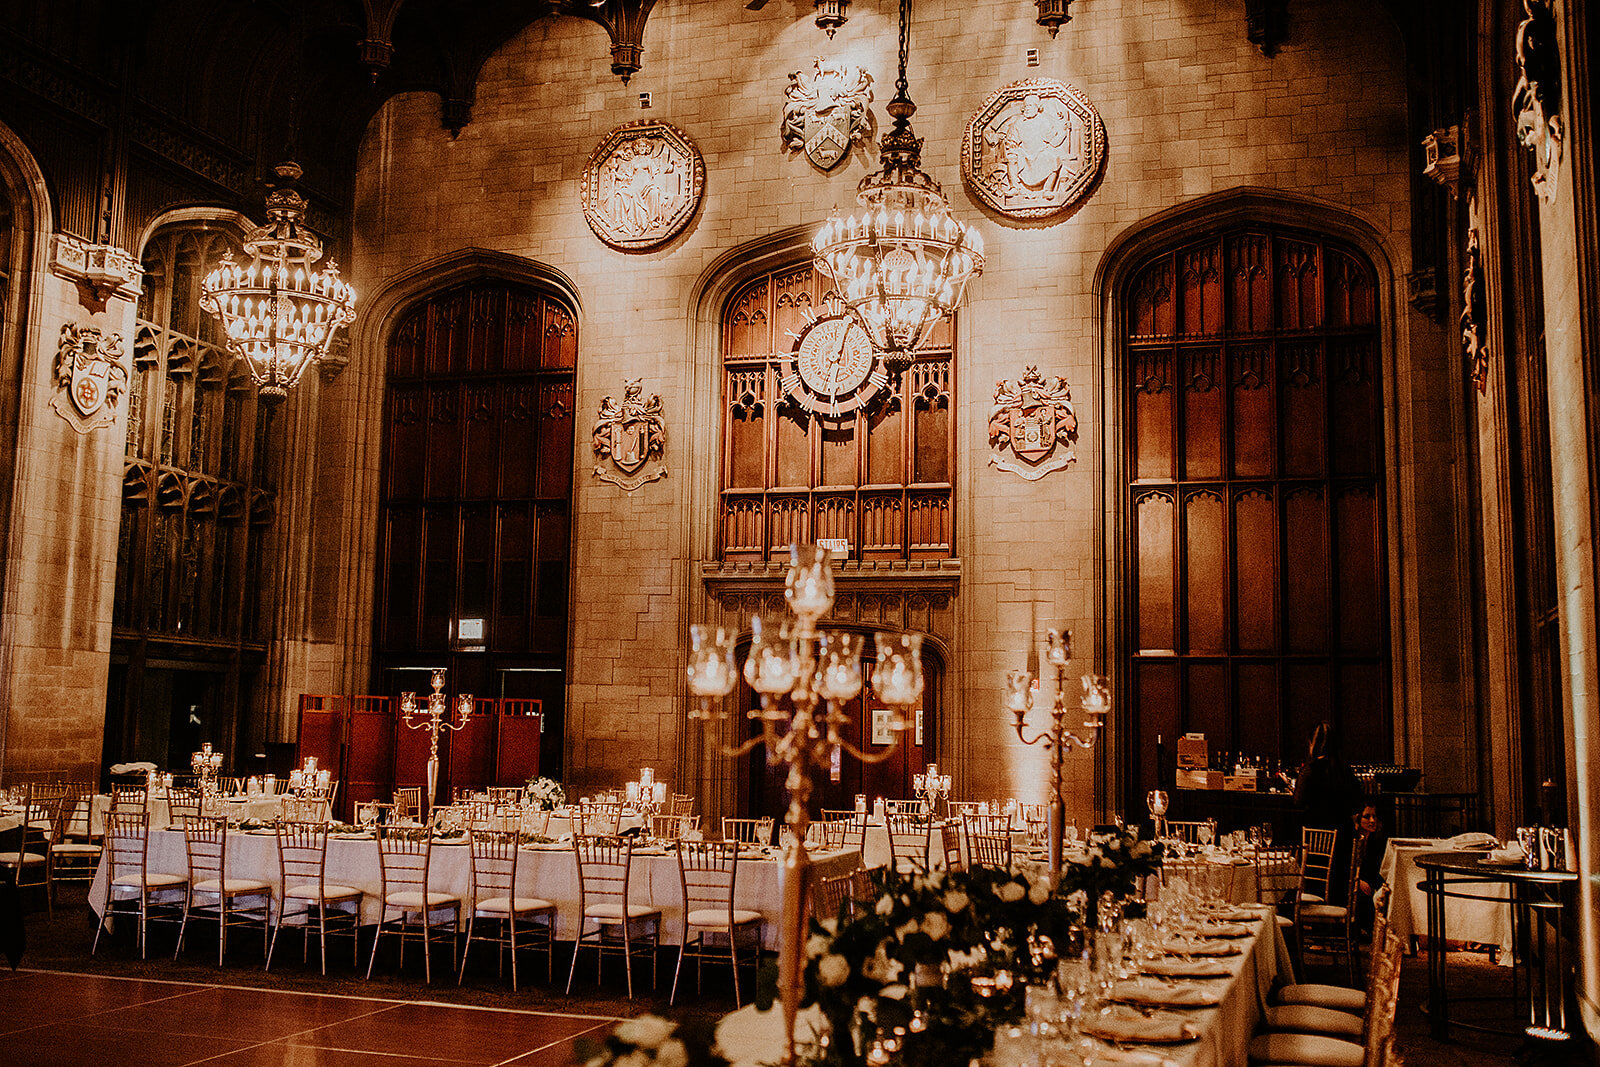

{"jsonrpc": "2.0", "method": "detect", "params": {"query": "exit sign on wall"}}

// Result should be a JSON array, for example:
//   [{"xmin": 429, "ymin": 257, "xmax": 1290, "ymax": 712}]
[{"xmin": 817, "ymin": 538, "xmax": 851, "ymax": 559}]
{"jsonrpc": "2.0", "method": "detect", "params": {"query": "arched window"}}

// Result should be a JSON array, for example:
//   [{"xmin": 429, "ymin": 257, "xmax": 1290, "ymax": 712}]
[
  {"xmin": 377, "ymin": 280, "xmax": 577, "ymax": 780},
  {"xmin": 719, "ymin": 264, "xmax": 954, "ymax": 562},
  {"xmin": 1121, "ymin": 226, "xmax": 1388, "ymax": 803},
  {"xmin": 108, "ymin": 223, "xmax": 280, "ymax": 767}
]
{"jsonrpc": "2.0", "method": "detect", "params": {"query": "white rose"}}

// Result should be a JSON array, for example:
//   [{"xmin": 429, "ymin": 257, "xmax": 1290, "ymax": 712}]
[
  {"xmin": 876, "ymin": 894, "xmax": 896, "ymax": 916},
  {"xmin": 922, "ymin": 911, "xmax": 950, "ymax": 940},
  {"xmin": 614, "ymin": 1053, "xmax": 651, "ymax": 1067},
  {"xmin": 806, "ymin": 934, "xmax": 831, "ymax": 959},
  {"xmin": 818, "ymin": 953, "xmax": 851, "ymax": 987},
  {"xmin": 998, "ymin": 881, "xmax": 1025, "ymax": 903},
  {"xmin": 862, "ymin": 950, "xmax": 904, "ymax": 984},
  {"xmin": 821, "ymin": 917, "xmax": 839, "ymax": 934},
  {"xmin": 943, "ymin": 890, "xmax": 969, "ymax": 913},
  {"xmin": 895, "ymin": 918, "xmax": 920, "ymax": 940},
  {"xmin": 880, "ymin": 983, "xmax": 909, "ymax": 1000},
  {"xmin": 654, "ymin": 1041, "xmax": 689, "ymax": 1067},
  {"xmin": 615, "ymin": 1016, "xmax": 675, "ymax": 1048},
  {"xmin": 1028, "ymin": 882, "xmax": 1050, "ymax": 905}
]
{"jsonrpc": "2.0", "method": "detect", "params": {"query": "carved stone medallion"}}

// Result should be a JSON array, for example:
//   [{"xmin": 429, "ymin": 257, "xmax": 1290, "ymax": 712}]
[
  {"xmin": 581, "ymin": 121, "xmax": 705, "ymax": 251},
  {"xmin": 51, "ymin": 322, "xmax": 128, "ymax": 433},
  {"xmin": 962, "ymin": 79, "xmax": 1106, "ymax": 220},
  {"xmin": 987, "ymin": 366, "xmax": 1079, "ymax": 480},
  {"xmin": 781, "ymin": 59, "xmax": 872, "ymax": 170},
  {"xmin": 592, "ymin": 378, "xmax": 667, "ymax": 490}
]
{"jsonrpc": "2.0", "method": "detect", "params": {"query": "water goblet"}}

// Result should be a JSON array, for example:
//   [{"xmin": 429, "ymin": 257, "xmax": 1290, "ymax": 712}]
[
  {"xmin": 1198, "ymin": 818, "xmax": 1216, "ymax": 848},
  {"xmin": 1260, "ymin": 822, "xmax": 1274, "ymax": 848}
]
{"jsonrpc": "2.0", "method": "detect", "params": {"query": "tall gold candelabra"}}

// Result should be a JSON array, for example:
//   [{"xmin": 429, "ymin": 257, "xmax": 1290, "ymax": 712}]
[
  {"xmin": 1004, "ymin": 629, "xmax": 1110, "ymax": 883},
  {"xmin": 686, "ymin": 543, "xmax": 924, "ymax": 1067},
  {"xmin": 399, "ymin": 668, "xmax": 474, "ymax": 817}
]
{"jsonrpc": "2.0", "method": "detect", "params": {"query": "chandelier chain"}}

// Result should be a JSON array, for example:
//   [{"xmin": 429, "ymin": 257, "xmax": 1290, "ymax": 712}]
[{"xmin": 895, "ymin": 0, "xmax": 911, "ymax": 102}]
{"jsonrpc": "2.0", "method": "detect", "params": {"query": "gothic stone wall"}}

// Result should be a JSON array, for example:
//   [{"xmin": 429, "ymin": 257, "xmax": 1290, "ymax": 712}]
[{"xmin": 336, "ymin": 0, "xmax": 1470, "ymax": 812}]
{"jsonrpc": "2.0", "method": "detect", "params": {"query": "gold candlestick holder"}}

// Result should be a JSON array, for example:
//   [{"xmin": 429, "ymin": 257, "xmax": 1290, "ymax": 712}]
[{"xmin": 399, "ymin": 668, "xmax": 474, "ymax": 817}]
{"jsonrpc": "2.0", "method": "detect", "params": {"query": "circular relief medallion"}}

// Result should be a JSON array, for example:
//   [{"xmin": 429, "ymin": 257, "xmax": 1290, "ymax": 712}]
[
  {"xmin": 962, "ymin": 79, "xmax": 1107, "ymax": 220},
  {"xmin": 580, "ymin": 120, "xmax": 706, "ymax": 251},
  {"xmin": 780, "ymin": 305, "xmax": 888, "ymax": 419}
]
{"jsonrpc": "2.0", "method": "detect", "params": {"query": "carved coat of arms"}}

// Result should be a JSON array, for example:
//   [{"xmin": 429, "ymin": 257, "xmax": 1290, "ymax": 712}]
[
  {"xmin": 592, "ymin": 379, "xmax": 667, "ymax": 490},
  {"xmin": 581, "ymin": 121, "xmax": 705, "ymax": 251},
  {"xmin": 51, "ymin": 322, "xmax": 128, "ymax": 433},
  {"xmin": 962, "ymin": 79, "xmax": 1106, "ymax": 220},
  {"xmin": 988, "ymin": 366, "xmax": 1079, "ymax": 480},
  {"xmin": 781, "ymin": 59, "xmax": 872, "ymax": 170}
]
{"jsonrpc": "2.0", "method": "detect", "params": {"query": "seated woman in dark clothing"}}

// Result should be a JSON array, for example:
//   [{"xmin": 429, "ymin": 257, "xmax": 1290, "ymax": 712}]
[{"xmin": 1350, "ymin": 803, "xmax": 1388, "ymax": 935}]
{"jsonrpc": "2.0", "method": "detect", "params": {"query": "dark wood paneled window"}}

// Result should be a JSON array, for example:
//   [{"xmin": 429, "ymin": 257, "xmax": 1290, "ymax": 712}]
[
  {"xmin": 378, "ymin": 282, "xmax": 575, "ymax": 759},
  {"xmin": 719, "ymin": 264, "xmax": 954, "ymax": 561},
  {"xmin": 114, "ymin": 227, "xmax": 276, "ymax": 643},
  {"xmin": 1122, "ymin": 228, "xmax": 1389, "ymax": 799}
]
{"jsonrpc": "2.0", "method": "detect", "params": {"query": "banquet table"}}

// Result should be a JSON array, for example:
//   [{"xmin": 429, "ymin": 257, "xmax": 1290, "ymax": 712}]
[
  {"xmin": 88, "ymin": 829, "xmax": 859, "ymax": 951},
  {"xmin": 87, "ymin": 793, "xmax": 288, "ymax": 836},
  {"xmin": 1147, "ymin": 852, "xmax": 1264, "ymax": 906},
  {"xmin": 1381, "ymin": 837, "xmax": 1512, "ymax": 955},
  {"xmin": 715, "ymin": 903, "xmax": 1292, "ymax": 1067}
]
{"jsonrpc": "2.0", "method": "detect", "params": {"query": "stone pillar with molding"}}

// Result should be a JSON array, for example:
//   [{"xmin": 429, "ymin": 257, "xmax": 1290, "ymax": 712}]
[{"xmin": 0, "ymin": 235, "xmax": 142, "ymax": 782}]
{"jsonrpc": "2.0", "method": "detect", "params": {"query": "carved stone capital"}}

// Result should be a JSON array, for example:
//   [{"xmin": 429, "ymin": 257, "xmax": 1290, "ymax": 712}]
[
  {"xmin": 1422, "ymin": 124, "xmax": 1469, "ymax": 197},
  {"xmin": 51, "ymin": 234, "xmax": 143, "ymax": 302},
  {"xmin": 1405, "ymin": 268, "xmax": 1440, "ymax": 321}
]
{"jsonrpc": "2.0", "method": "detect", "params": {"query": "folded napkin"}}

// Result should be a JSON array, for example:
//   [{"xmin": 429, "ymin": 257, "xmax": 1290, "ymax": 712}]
[
  {"xmin": 1446, "ymin": 831, "xmax": 1498, "ymax": 850},
  {"xmin": 1484, "ymin": 845, "xmax": 1525, "ymax": 865},
  {"xmin": 1111, "ymin": 978, "xmax": 1222, "ymax": 1008},
  {"xmin": 1139, "ymin": 957, "xmax": 1232, "ymax": 978},
  {"xmin": 109, "ymin": 761, "xmax": 157, "ymax": 775},
  {"xmin": 1079, "ymin": 1045, "xmax": 1175, "ymax": 1065},
  {"xmin": 1210, "ymin": 907, "xmax": 1265, "ymax": 923},
  {"xmin": 1159, "ymin": 938, "xmax": 1241, "ymax": 957},
  {"xmin": 1078, "ymin": 1005, "xmax": 1202, "ymax": 1044},
  {"xmin": 1195, "ymin": 922, "xmax": 1253, "ymax": 938}
]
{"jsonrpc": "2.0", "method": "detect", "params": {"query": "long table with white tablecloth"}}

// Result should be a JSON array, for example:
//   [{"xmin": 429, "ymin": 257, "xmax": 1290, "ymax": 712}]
[
  {"xmin": 1381, "ymin": 838, "xmax": 1511, "ymax": 955},
  {"xmin": 88, "ymin": 829, "xmax": 860, "ymax": 950}
]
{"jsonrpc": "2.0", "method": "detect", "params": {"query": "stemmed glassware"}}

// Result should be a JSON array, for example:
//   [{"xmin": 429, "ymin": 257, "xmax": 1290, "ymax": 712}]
[
  {"xmin": 1198, "ymin": 817, "xmax": 1217, "ymax": 848},
  {"xmin": 1146, "ymin": 789, "xmax": 1168, "ymax": 841}
]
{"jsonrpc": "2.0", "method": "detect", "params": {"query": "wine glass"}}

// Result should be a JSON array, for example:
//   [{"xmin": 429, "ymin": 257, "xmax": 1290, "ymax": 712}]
[
  {"xmin": 1259, "ymin": 822, "xmax": 1274, "ymax": 848},
  {"xmin": 1198, "ymin": 818, "xmax": 1216, "ymax": 848}
]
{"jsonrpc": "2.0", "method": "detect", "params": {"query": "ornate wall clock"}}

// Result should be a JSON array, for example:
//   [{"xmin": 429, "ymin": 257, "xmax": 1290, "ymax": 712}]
[{"xmin": 780, "ymin": 301, "xmax": 887, "ymax": 418}]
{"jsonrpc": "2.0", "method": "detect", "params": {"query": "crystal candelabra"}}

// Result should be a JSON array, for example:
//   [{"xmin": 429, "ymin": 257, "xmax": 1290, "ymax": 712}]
[
  {"xmin": 400, "ymin": 668, "xmax": 474, "ymax": 816},
  {"xmin": 1004, "ymin": 628, "xmax": 1110, "ymax": 882},
  {"xmin": 625, "ymin": 768, "xmax": 668, "ymax": 820},
  {"xmin": 190, "ymin": 743, "xmax": 223, "ymax": 794},
  {"xmin": 287, "ymin": 756, "xmax": 332, "ymax": 797},
  {"xmin": 913, "ymin": 762, "xmax": 951, "ymax": 817},
  {"xmin": 685, "ymin": 543, "xmax": 924, "ymax": 1067}
]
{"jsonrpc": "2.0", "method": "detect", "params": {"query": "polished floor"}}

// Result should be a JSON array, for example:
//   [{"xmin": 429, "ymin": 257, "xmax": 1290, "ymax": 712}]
[{"xmin": 0, "ymin": 969, "xmax": 621, "ymax": 1066}]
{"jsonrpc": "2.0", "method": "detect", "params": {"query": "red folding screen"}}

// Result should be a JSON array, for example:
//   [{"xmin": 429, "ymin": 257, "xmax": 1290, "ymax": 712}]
[{"xmin": 496, "ymin": 699, "xmax": 543, "ymax": 785}]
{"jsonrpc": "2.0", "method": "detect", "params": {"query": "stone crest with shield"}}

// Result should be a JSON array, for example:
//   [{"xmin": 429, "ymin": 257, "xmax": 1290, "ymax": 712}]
[
  {"xmin": 591, "ymin": 379, "xmax": 668, "ymax": 490},
  {"xmin": 962, "ymin": 78, "xmax": 1106, "ymax": 220},
  {"xmin": 781, "ymin": 58, "xmax": 873, "ymax": 170},
  {"xmin": 51, "ymin": 322, "xmax": 129, "ymax": 433},
  {"xmin": 987, "ymin": 365, "xmax": 1079, "ymax": 479}
]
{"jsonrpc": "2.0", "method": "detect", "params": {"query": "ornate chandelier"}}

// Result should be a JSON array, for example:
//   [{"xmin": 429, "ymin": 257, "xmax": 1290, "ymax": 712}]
[
  {"xmin": 811, "ymin": 0, "xmax": 984, "ymax": 373},
  {"xmin": 200, "ymin": 162, "xmax": 357, "ymax": 404}
]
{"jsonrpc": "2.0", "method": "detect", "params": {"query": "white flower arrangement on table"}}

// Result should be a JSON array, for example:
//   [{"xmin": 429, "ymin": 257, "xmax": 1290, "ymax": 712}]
[
  {"xmin": 576, "ymin": 1014, "xmax": 728, "ymax": 1067},
  {"xmin": 524, "ymin": 776, "xmax": 566, "ymax": 811}
]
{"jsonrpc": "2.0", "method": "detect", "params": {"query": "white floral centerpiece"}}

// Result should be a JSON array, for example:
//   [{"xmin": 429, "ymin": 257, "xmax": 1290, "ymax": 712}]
[{"xmin": 525, "ymin": 776, "xmax": 566, "ymax": 811}]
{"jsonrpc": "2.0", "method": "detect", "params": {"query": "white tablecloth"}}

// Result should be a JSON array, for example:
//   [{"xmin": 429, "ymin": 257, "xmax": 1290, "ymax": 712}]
[
  {"xmin": 1380, "ymin": 839, "xmax": 1513, "ymax": 954},
  {"xmin": 717, "ymin": 905, "xmax": 1291, "ymax": 1067},
  {"xmin": 88, "ymin": 830, "xmax": 859, "ymax": 950},
  {"xmin": 88, "ymin": 793, "xmax": 286, "ymax": 835}
]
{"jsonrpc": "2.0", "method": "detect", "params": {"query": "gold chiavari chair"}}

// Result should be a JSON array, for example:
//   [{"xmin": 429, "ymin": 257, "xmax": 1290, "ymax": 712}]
[
  {"xmin": 885, "ymin": 812, "xmax": 932, "ymax": 874},
  {"xmin": 166, "ymin": 786, "xmax": 204, "ymax": 823},
  {"xmin": 651, "ymin": 814, "xmax": 698, "ymax": 841},
  {"xmin": 721, "ymin": 817, "xmax": 774, "ymax": 846},
  {"xmin": 93, "ymin": 809, "xmax": 187, "ymax": 958},
  {"xmin": 367, "ymin": 826, "xmax": 462, "ymax": 984},
  {"xmin": 268, "ymin": 820, "xmax": 364, "ymax": 974},
  {"xmin": 460, "ymin": 829, "xmax": 557, "ymax": 989},
  {"xmin": 670, "ymin": 793, "xmax": 696, "ymax": 817},
  {"xmin": 176, "ymin": 816, "xmax": 272, "ymax": 966},
  {"xmin": 567, "ymin": 834, "xmax": 662, "ymax": 999},
  {"xmin": 1293, "ymin": 827, "xmax": 1361, "ymax": 984},
  {"xmin": 813, "ymin": 868, "xmax": 856, "ymax": 923},
  {"xmin": 48, "ymin": 791, "xmax": 102, "ymax": 903},
  {"xmin": 110, "ymin": 784, "xmax": 149, "ymax": 813},
  {"xmin": 671, "ymin": 840, "xmax": 763, "ymax": 1006},
  {"xmin": 1, "ymin": 785, "xmax": 62, "ymax": 916},
  {"xmin": 393, "ymin": 786, "xmax": 423, "ymax": 820},
  {"xmin": 934, "ymin": 821, "xmax": 962, "ymax": 871}
]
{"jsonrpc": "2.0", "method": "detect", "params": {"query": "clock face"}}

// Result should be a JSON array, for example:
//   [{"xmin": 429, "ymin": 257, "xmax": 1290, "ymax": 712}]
[{"xmin": 781, "ymin": 313, "xmax": 888, "ymax": 418}]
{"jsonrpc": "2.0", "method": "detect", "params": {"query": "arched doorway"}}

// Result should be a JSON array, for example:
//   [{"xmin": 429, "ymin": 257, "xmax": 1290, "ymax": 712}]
[
  {"xmin": 1118, "ymin": 224, "xmax": 1390, "ymax": 810},
  {"xmin": 376, "ymin": 279, "xmax": 577, "ymax": 785}
]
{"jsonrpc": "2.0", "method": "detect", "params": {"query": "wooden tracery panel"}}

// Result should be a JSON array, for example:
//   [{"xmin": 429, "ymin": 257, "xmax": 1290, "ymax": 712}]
[
  {"xmin": 718, "ymin": 264, "xmax": 955, "ymax": 561},
  {"xmin": 1123, "ymin": 227, "xmax": 1389, "ymax": 803}
]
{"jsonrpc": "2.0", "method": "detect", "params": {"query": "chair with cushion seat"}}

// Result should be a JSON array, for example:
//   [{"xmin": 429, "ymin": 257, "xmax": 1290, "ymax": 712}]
[
  {"xmin": 267, "ymin": 820, "xmax": 363, "ymax": 974},
  {"xmin": 367, "ymin": 825, "xmax": 462, "ymax": 984},
  {"xmin": 1275, "ymin": 887, "xmax": 1391, "ymax": 1016},
  {"xmin": 1294, "ymin": 828, "xmax": 1363, "ymax": 985},
  {"xmin": 671, "ymin": 840, "xmax": 763, "ymax": 1006},
  {"xmin": 721, "ymin": 817, "xmax": 774, "ymax": 846},
  {"xmin": 165, "ymin": 786, "xmax": 203, "ymax": 823},
  {"xmin": 967, "ymin": 828, "xmax": 1015, "ymax": 872},
  {"xmin": 93, "ymin": 810, "xmax": 188, "ymax": 957},
  {"xmin": 48, "ymin": 791, "xmax": 103, "ymax": 905},
  {"xmin": 176, "ymin": 815, "xmax": 272, "ymax": 965},
  {"xmin": 885, "ymin": 812, "xmax": 932, "ymax": 874},
  {"xmin": 459, "ymin": 829, "xmax": 556, "ymax": 989},
  {"xmin": 566, "ymin": 834, "xmax": 662, "ymax": 999},
  {"xmin": 1250, "ymin": 926, "xmax": 1402, "ymax": 1066},
  {"xmin": 0, "ymin": 787, "xmax": 61, "ymax": 917}
]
